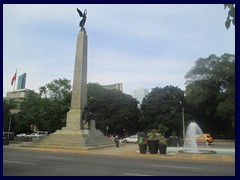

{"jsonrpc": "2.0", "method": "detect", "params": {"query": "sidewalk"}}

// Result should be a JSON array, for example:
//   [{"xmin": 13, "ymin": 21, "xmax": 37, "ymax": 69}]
[{"xmin": 3, "ymin": 142, "xmax": 235, "ymax": 163}]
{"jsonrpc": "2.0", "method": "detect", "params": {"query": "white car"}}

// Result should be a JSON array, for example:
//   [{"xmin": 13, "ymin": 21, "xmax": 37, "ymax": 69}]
[
  {"xmin": 122, "ymin": 135, "xmax": 138, "ymax": 143},
  {"xmin": 37, "ymin": 131, "xmax": 48, "ymax": 137},
  {"xmin": 16, "ymin": 133, "xmax": 27, "ymax": 137},
  {"xmin": 26, "ymin": 133, "xmax": 39, "ymax": 138}
]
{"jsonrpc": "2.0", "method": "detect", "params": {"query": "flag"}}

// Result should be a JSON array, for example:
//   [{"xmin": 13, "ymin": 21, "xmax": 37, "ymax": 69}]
[{"xmin": 11, "ymin": 72, "xmax": 17, "ymax": 86}]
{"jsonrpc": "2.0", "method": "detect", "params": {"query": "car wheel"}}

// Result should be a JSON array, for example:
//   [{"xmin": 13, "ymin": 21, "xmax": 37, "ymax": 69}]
[{"xmin": 122, "ymin": 140, "xmax": 127, "ymax": 143}]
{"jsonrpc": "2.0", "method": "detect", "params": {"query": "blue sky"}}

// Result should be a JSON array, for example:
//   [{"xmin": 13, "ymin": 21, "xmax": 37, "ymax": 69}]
[{"xmin": 3, "ymin": 4, "xmax": 235, "ymax": 96}]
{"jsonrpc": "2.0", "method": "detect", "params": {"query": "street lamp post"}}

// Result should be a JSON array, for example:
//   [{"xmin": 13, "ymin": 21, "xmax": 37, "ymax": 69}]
[
  {"xmin": 180, "ymin": 102, "xmax": 185, "ymax": 139},
  {"xmin": 182, "ymin": 106, "xmax": 185, "ymax": 139},
  {"xmin": 106, "ymin": 126, "xmax": 109, "ymax": 136},
  {"xmin": 8, "ymin": 109, "xmax": 12, "ymax": 139}
]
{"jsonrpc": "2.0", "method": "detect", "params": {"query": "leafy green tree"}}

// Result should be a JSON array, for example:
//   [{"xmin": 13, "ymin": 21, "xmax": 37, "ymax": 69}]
[
  {"xmin": 18, "ymin": 79, "xmax": 72, "ymax": 133},
  {"xmin": 185, "ymin": 53, "xmax": 235, "ymax": 138},
  {"xmin": 17, "ymin": 91, "xmax": 42, "ymax": 133},
  {"xmin": 140, "ymin": 86, "xmax": 185, "ymax": 137},
  {"xmin": 39, "ymin": 78, "xmax": 71, "ymax": 100},
  {"xmin": 87, "ymin": 83, "xmax": 139, "ymax": 136},
  {"xmin": 224, "ymin": 4, "xmax": 235, "ymax": 29},
  {"xmin": 3, "ymin": 98, "xmax": 18, "ymax": 132},
  {"xmin": 12, "ymin": 79, "xmax": 139, "ymax": 136},
  {"xmin": 39, "ymin": 78, "xmax": 72, "ymax": 132}
]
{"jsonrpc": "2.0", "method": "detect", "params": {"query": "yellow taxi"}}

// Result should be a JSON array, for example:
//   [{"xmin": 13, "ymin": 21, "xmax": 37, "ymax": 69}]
[{"xmin": 196, "ymin": 134, "xmax": 213, "ymax": 144}]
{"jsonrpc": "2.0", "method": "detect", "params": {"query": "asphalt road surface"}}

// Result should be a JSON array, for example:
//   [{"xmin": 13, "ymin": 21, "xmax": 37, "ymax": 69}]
[
  {"xmin": 209, "ymin": 140, "xmax": 235, "ymax": 148},
  {"xmin": 3, "ymin": 148, "xmax": 234, "ymax": 176}
]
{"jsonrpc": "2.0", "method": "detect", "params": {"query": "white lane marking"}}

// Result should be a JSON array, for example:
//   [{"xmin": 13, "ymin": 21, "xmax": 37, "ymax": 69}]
[
  {"xmin": 124, "ymin": 173, "xmax": 153, "ymax": 176},
  {"xmin": 3, "ymin": 160, "xmax": 34, "ymax": 165},
  {"xmin": 145, "ymin": 164, "xmax": 202, "ymax": 170},
  {"xmin": 39, "ymin": 156, "xmax": 71, "ymax": 160}
]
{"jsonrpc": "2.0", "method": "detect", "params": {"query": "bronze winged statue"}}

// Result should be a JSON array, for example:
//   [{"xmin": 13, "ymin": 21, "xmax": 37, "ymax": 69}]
[{"xmin": 77, "ymin": 8, "xmax": 87, "ymax": 30}]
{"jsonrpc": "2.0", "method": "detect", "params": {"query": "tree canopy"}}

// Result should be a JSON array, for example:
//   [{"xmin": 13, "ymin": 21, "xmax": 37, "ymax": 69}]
[
  {"xmin": 3, "ymin": 98, "xmax": 18, "ymax": 132},
  {"xmin": 140, "ymin": 85, "xmax": 185, "ymax": 137},
  {"xmin": 224, "ymin": 4, "xmax": 235, "ymax": 29},
  {"xmin": 17, "ymin": 79, "xmax": 72, "ymax": 133},
  {"xmin": 87, "ymin": 83, "xmax": 139, "ymax": 136},
  {"xmin": 185, "ymin": 53, "xmax": 235, "ymax": 138}
]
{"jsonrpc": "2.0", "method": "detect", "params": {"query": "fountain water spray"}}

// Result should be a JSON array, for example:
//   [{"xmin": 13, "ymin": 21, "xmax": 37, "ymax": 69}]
[{"xmin": 179, "ymin": 122, "xmax": 216, "ymax": 154}]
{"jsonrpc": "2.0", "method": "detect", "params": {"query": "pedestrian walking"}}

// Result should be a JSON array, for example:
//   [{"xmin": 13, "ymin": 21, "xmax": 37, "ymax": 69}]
[{"xmin": 114, "ymin": 135, "xmax": 119, "ymax": 148}]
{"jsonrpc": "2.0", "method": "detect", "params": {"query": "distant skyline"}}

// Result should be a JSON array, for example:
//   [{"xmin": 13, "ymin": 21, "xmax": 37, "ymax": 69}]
[
  {"xmin": 132, "ymin": 88, "xmax": 149, "ymax": 104},
  {"xmin": 3, "ymin": 4, "xmax": 235, "ymax": 96},
  {"xmin": 17, "ymin": 73, "xmax": 27, "ymax": 90}
]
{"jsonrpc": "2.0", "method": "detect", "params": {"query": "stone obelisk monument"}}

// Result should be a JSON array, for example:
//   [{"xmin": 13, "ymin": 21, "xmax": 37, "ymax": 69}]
[
  {"xmin": 64, "ymin": 28, "xmax": 87, "ymax": 130},
  {"xmin": 65, "ymin": 8, "xmax": 88, "ymax": 130},
  {"xmin": 26, "ymin": 9, "xmax": 114, "ymax": 150}
]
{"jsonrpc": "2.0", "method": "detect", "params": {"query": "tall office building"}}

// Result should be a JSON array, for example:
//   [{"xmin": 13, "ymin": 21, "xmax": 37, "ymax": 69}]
[
  {"xmin": 17, "ymin": 73, "xmax": 27, "ymax": 90},
  {"xmin": 102, "ymin": 83, "xmax": 123, "ymax": 91},
  {"xmin": 132, "ymin": 88, "xmax": 149, "ymax": 104}
]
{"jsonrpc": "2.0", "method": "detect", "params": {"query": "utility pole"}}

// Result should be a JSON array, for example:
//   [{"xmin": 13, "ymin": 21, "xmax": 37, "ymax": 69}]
[
  {"xmin": 180, "ymin": 101, "xmax": 185, "ymax": 139},
  {"xmin": 106, "ymin": 126, "xmax": 109, "ymax": 136},
  {"xmin": 182, "ymin": 106, "xmax": 185, "ymax": 139},
  {"xmin": 8, "ymin": 109, "xmax": 12, "ymax": 139}
]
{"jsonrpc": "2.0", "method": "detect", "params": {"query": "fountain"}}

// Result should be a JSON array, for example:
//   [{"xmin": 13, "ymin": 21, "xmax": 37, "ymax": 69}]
[{"xmin": 179, "ymin": 122, "xmax": 216, "ymax": 154}]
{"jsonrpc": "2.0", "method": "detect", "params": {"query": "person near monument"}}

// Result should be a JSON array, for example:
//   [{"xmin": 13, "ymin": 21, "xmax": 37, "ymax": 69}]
[
  {"xmin": 114, "ymin": 135, "xmax": 119, "ymax": 148},
  {"xmin": 77, "ymin": 8, "xmax": 87, "ymax": 30}
]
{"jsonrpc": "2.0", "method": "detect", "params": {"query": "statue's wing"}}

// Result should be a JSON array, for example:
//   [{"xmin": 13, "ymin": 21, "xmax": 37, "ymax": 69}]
[{"xmin": 77, "ymin": 8, "xmax": 83, "ymax": 17}]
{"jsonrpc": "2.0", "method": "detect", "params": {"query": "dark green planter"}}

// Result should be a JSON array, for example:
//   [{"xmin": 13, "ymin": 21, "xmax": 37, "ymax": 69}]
[
  {"xmin": 138, "ymin": 144, "xmax": 147, "ymax": 154},
  {"xmin": 147, "ymin": 140, "xmax": 159, "ymax": 154},
  {"xmin": 158, "ymin": 143, "xmax": 167, "ymax": 154}
]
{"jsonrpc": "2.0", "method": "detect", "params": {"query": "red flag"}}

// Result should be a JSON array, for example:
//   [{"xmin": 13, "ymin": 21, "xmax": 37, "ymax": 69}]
[{"xmin": 11, "ymin": 72, "xmax": 16, "ymax": 86}]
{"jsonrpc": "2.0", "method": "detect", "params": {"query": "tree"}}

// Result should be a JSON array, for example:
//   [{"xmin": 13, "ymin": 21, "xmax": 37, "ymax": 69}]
[
  {"xmin": 87, "ymin": 83, "xmax": 139, "ymax": 136},
  {"xmin": 3, "ymin": 98, "xmax": 18, "ymax": 132},
  {"xmin": 18, "ymin": 79, "xmax": 72, "ymax": 133},
  {"xmin": 17, "ymin": 91, "xmax": 42, "ymax": 133},
  {"xmin": 140, "ymin": 85, "xmax": 185, "ymax": 137},
  {"xmin": 185, "ymin": 53, "xmax": 235, "ymax": 138},
  {"xmin": 39, "ymin": 78, "xmax": 71, "ymax": 100},
  {"xmin": 12, "ymin": 79, "xmax": 139, "ymax": 136},
  {"xmin": 224, "ymin": 4, "xmax": 235, "ymax": 29}
]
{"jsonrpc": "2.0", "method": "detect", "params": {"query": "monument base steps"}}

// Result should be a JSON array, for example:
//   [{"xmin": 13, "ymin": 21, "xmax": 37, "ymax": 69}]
[{"xmin": 20, "ymin": 127, "xmax": 115, "ymax": 150}]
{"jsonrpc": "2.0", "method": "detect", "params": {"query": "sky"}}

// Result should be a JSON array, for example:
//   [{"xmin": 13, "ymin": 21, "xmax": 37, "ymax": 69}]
[{"xmin": 3, "ymin": 4, "xmax": 235, "ymax": 97}]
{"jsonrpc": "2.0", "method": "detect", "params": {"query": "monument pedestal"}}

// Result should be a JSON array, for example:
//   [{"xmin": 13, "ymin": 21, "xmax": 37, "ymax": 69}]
[
  {"xmin": 63, "ymin": 109, "xmax": 82, "ymax": 130},
  {"xmin": 23, "ymin": 120, "xmax": 114, "ymax": 150}
]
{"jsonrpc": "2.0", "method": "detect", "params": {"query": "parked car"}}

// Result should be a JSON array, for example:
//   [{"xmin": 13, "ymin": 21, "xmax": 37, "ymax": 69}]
[
  {"xmin": 122, "ymin": 135, "xmax": 138, "ymax": 143},
  {"xmin": 196, "ymin": 134, "xmax": 213, "ymax": 145},
  {"xmin": 37, "ymin": 131, "xmax": 48, "ymax": 137},
  {"xmin": 16, "ymin": 133, "xmax": 27, "ymax": 137},
  {"xmin": 26, "ymin": 133, "xmax": 39, "ymax": 138}
]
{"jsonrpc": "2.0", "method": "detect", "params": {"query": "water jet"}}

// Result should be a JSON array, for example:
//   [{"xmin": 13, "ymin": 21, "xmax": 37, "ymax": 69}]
[{"xmin": 179, "ymin": 122, "xmax": 216, "ymax": 154}]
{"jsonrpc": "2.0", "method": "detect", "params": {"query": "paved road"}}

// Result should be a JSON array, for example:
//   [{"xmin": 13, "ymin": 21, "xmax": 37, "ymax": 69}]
[
  {"xmin": 3, "ymin": 148, "xmax": 235, "ymax": 176},
  {"xmin": 209, "ymin": 140, "xmax": 235, "ymax": 148}
]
